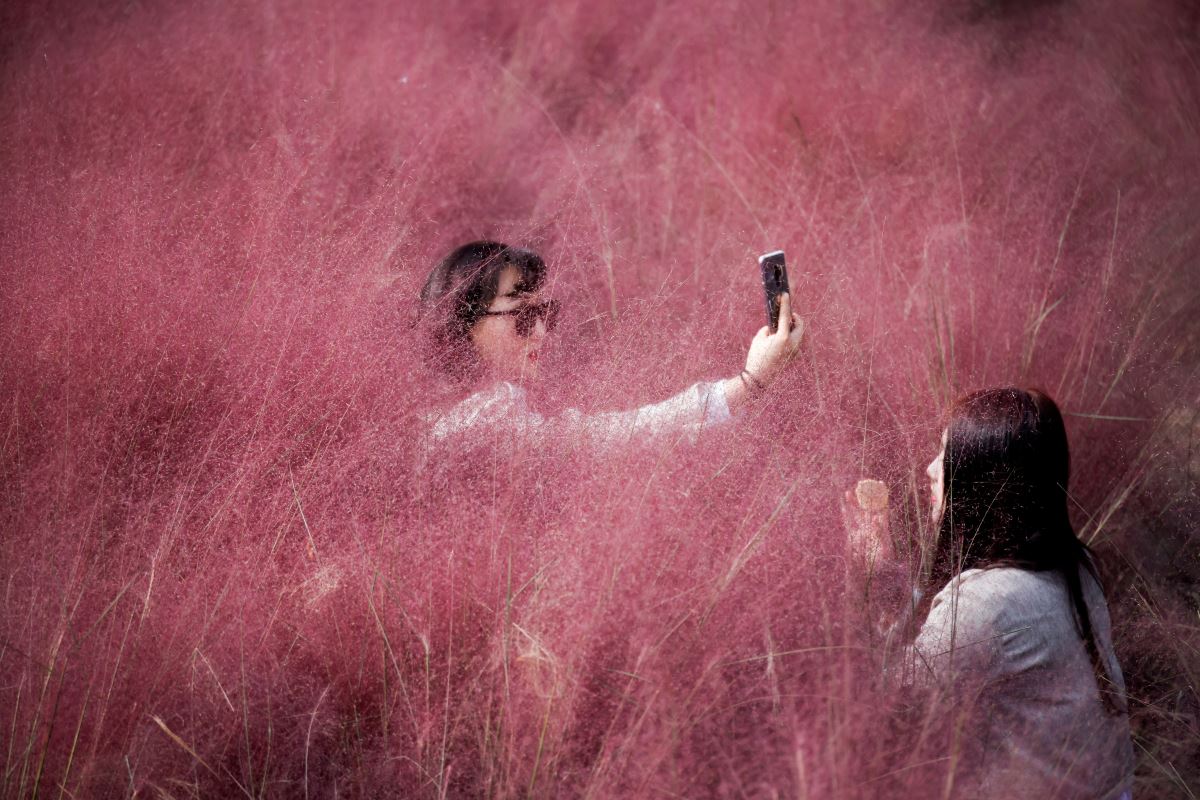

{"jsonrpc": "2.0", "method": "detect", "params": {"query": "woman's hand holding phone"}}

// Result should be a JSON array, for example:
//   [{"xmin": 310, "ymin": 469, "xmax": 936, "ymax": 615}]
[
  {"xmin": 744, "ymin": 291, "xmax": 804, "ymax": 385},
  {"xmin": 723, "ymin": 292, "xmax": 804, "ymax": 412}
]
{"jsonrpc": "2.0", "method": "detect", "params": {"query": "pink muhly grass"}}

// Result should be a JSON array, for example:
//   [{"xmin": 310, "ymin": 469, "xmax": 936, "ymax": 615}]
[{"xmin": 1, "ymin": 0, "xmax": 1198, "ymax": 797}]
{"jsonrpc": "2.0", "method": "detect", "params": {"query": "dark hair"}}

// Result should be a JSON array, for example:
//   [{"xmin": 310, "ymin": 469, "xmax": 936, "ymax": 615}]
[
  {"xmin": 419, "ymin": 240, "xmax": 546, "ymax": 376},
  {"xmin": 926, "ymin": 387, "xmax": 1122, "ymax": 713}
]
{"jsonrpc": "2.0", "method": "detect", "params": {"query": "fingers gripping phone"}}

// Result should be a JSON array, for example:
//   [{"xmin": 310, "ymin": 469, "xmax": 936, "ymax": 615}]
[{"xmin": 757, "ymin": 250, "xmax": 790, "ymax": 333}]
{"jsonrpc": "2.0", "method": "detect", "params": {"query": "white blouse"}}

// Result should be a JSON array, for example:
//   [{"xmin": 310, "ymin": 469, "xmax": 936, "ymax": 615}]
[{"xmin": 426, "ymin": 379, "xmax": 732, "ymax": 450}]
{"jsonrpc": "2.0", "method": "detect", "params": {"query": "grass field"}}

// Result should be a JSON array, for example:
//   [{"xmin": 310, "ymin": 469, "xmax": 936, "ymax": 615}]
[{"xmin": 1, "ymin": 0, "xmax": 1197, "ymax": 796}]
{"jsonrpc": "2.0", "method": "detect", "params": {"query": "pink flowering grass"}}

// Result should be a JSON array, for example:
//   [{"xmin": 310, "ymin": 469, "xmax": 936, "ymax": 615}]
[{"xmin": 1, "ymin": 0, "xmax": 1197, "ymax": 797}]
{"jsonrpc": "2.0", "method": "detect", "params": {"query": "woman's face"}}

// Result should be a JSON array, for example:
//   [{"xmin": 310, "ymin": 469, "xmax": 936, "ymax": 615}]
[
  {"xmin": 469, "ymin": 265, "xmax": 548, "ymax": 381},
  {"xmin": 927, "ymin": 429, "xmax": 947, "ymax": 522}
]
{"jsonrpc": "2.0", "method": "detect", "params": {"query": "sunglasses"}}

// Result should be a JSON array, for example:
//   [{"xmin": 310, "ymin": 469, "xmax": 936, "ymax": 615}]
[{"xmin": 478, "ymin": 299, "xmax": 560, "ymax": 337}]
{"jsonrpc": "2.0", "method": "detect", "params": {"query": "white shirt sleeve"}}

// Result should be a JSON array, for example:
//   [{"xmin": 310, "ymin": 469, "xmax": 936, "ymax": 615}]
[{"xmin": 428, "ymin": 379, "xmax": 732, "ymax": 451}]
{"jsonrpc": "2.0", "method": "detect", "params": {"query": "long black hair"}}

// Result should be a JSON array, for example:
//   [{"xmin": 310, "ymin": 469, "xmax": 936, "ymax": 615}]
[
  {"xmin": 419, "ymin": 240, "xmax": 546, "ymax": 377},
  {"xmin": 926, "ymin": 387, "xmax": 1122, "ymax": 713}
]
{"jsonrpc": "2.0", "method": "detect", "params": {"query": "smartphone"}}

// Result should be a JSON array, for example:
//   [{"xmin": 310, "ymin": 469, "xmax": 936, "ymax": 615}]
[{"xmin": 757, "ymin": 250, "xmax": 789, "ymax": 333}]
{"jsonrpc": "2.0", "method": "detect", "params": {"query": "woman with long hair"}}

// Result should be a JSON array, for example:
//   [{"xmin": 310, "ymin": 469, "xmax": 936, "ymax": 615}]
[
  {"xmin": 419, "ymin": 240, "xmax": 803, "ymax": 449},
  {"xmin": 848, "ymin": 387, "xmax": 1134, "ymax": 799}
]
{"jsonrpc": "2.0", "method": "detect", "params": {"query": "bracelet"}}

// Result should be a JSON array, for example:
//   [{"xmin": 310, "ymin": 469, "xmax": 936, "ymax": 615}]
[{"xmin": 740, "ymin": 369, "xmax": 766, "ymax": 392}]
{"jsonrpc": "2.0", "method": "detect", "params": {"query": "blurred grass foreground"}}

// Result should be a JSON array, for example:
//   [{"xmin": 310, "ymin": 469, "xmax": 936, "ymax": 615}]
[{"xmin": 1, "ymin": 0, "xmax": 1197, "ymax": 797}]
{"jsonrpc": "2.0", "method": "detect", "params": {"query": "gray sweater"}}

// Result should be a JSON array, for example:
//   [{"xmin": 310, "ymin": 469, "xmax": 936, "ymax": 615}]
[{"xmin": 903, "ymin": 566, "xmax": 1134, "ymax": 799}]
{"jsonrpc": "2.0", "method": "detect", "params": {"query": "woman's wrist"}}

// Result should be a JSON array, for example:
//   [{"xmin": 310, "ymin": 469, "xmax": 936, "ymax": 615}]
[
  {"xmin": 722, "ymin": 374, "xmax": 750, "ymax": 413},
  {"xmin": 740, "ymin": 368, "xmax": 766, "ymax": 393},
  {"xmin": 722, "ymin": 369, "xmax": 767, "ymax": 414}
]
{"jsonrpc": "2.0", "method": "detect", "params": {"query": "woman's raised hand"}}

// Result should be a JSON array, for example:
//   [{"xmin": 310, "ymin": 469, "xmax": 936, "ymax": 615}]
[
  {"xmin": 841, "ymin": 481, "xmax": 893, "ymax": 569},
  {"xmin": 744, "ymin": 292, "xmax": 804, "ymax": 387}
]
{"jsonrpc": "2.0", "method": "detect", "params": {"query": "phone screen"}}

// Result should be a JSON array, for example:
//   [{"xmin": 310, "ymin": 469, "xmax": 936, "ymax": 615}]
[{"xmin": 758, "ymin": 250, "xmax": 789, "ymax": 333}]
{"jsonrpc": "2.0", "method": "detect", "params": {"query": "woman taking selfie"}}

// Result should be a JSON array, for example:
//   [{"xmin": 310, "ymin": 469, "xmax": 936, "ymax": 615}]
[
  {"xmin": 419, "ymin": 240, "xmax": 803, "ymax": 448},
  {"xmin": 848, "ymin": 387, "xmax": 1134, "ymax": 799}
]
